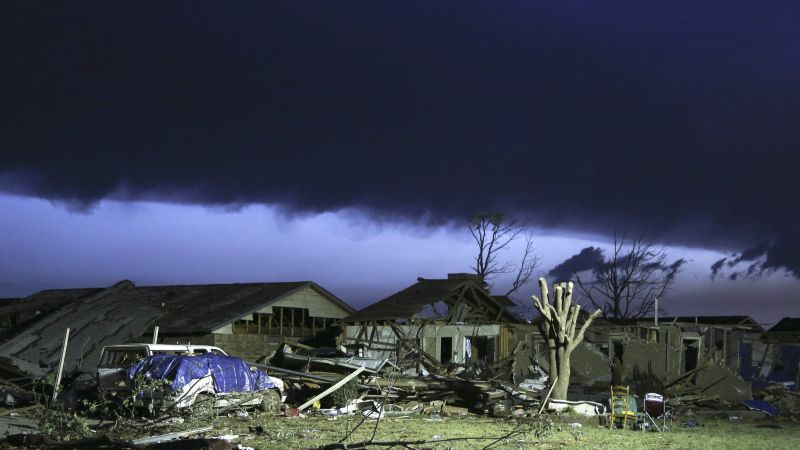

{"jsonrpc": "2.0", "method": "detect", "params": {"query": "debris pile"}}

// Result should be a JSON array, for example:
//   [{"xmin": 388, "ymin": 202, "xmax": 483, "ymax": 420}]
[
  {"xmin": 757, "ymin": 384, "xmax": 800, "ymax": 417},
  {"xmin": 263, "ymin": 339, "xmax": 547, "ymax": 417}
]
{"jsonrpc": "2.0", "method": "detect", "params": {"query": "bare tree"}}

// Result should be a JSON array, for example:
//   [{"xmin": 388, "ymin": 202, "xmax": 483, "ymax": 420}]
[
  {"xmin": 532, "ymin": 278, "xmax": 601, "ymax": 400},
  {"xmin": 575, "ymin": 233, "xmax": 684, "ymax": 319},
  {"xmin": 469, "ymin": 212, "xmax": 539, "ymax": 296}
]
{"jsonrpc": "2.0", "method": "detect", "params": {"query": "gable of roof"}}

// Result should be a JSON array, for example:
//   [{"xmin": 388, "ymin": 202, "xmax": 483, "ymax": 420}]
[{"xmin": 345, "ymin": 277, "xmax": 525, "ymax": 324}]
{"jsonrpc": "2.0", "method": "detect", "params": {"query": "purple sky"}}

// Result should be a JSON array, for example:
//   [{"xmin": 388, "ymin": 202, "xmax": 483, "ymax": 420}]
[{"xmin": 1, "ymin": 193, "xmax": 795, "ymax": 327}]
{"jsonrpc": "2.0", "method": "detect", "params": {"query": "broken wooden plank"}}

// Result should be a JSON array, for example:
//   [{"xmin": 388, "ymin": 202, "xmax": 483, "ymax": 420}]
[
  {"xmin": 130, "ymin": 426, "xmax": 213, "ymax": 445},
  {"xmin": 298, "ymin": 366, "xmax": 366, "ymax": 411},
  {"xmin": 537, "ymin": 375, "xmax": 558, "ymax": 415},
  {"xmin": 51, "ymin": 328, "xmax": 70, "ymax": 402}
]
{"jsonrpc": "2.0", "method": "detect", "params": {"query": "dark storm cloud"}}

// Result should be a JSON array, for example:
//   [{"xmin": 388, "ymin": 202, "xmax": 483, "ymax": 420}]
[
  {"xmin": 710, "ymin": 258, "xmax": 727, "ymax": 280},
  {"xmin": 548, "ymin": 247, "xmax": 604, "ymax": 282},
  {"xmin": 665, "ymin": 259, "xmax": 687, "ymax": 283},
  {"xmin": 712, "ymin": 238, "xmax": 800, "ymax": 280},
  {"xmin": 763, "ymin": 237, "xmax": 800, "ymax": 278},
  {"xmin": 549, "ymin": 247, "xmax": 686, "ymax": 284},
  {"xmin": 2, "ymin": 2, "xmax": 800, "ymax": 273},
  {"xmin": 728, "ymin": 241, "xmax": 770, "ymax": 266}
]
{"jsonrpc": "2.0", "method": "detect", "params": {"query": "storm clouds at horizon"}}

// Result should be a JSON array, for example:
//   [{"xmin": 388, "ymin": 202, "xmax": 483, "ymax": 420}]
[{"xmin": 1, "ymin": 2, "xmax": 799, "ymax": 320}]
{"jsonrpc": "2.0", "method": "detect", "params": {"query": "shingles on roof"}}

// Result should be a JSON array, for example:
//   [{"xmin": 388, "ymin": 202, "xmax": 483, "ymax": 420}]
[
  {"xmin": 344, "ymin": 277, "xmax": 524, "ymax": 324},
  {"xmin": 769, "ymin": 317, "xmax": 800, "ymax": 333}
]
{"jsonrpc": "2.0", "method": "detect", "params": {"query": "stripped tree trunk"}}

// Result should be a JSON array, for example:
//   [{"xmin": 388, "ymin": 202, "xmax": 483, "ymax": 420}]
[{"xmin": 532, "ymin": 278, "xmax": 601, "ymax": 400}]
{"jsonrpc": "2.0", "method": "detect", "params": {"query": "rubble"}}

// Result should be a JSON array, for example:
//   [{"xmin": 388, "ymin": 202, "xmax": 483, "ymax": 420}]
[
  {"xmin": 759, "ymin": 384, "xmax": 800, "ymax": 417},
  {"xmin": 269, "ymin": 342, "xmax": 393, "ymax": 374}
]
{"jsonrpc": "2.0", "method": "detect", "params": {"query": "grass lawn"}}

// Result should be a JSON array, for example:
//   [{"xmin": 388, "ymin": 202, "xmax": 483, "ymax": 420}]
[
  {"xmin": 196, "ymin": 413, "xmax": 800, "ymax": 449},
  {"xmin": 8, "ymin": 407, "xmax": 800, "ymax": 449}
]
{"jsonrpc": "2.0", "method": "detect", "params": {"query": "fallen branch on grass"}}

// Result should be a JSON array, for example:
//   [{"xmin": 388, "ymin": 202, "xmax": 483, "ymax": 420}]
[{"xmin": 320, "ymin": 421, "xmax": 528, "ymax": 450}]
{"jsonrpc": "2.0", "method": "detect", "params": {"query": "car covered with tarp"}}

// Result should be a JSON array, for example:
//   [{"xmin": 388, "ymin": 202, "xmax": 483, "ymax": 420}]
[
  {"xmin": 125, "ymin": 353, "xmax": 285, "ymax": 412},
  {"xmin": 97, "ymin": 343, "xmax": 228, "ymax": 394}
]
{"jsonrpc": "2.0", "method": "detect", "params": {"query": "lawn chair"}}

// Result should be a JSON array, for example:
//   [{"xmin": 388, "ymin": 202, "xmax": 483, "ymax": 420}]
[
  {"xmin": 609, "ymin": 385, "xmax": 637, "ymax": 429},
  {"xmin": 644, "ymin": 393, "xmax": 673, "ymax": 432}
]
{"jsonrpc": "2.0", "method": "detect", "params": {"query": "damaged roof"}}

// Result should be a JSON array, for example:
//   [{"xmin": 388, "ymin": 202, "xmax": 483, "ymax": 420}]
[
  {"xmin": 768, "ymin": 317, "xmax": 800, "ymax": 333},
  {"xmin": 0, "ymin": 280, "xmax": 158, "ymax": 378},
  {"xmin": 0, "ymin": 280, "xmax": 351, "ymax": 379},
  {"xmin": 0, "ymin": 287, "xmax": 102, "ymax": 317},
  {"xmin": 344, "ymin": 276, "xmax": 524, "ymax": 324}
]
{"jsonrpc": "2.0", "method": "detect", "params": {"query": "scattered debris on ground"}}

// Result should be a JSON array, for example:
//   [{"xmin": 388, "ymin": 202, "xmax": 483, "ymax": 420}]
[{"xmin": 0, "ymin": 317, "xmax": 798, "ymax": 448}]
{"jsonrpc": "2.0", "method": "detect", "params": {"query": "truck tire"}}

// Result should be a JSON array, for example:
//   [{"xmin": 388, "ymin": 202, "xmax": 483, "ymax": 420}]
[{"xmin": 258, "ymin": 390, "xmax": 281, "ymax": 413}]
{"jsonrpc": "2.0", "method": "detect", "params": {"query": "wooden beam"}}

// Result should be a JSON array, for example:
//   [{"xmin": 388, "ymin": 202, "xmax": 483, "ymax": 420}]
[
  {"xmin": 722, "ymin": 329, "xmax": 728, "ymax": 367},
  {"xmin": 298, "ymin": 366, "xmax": 366, "ymax": 411},
  {"xmin": 298, "ymin": 308, "xmax": 306, "ymax": 336},
  {"xmin": 538, "ymin": 375, "xmax": 558, "ymax": 415},
  {"xmin": 280, "ymin": 308, "xmax": 284, "ymax": 336},
  {"xmin": 131, "ymin": 427, "xmax": 214, "ymax": 446},
  {"xmin": 52, "ymin": 328, "xmax": 70, "ymax": 402},
  {"xmin": 368, "ymin": 323, "xmax": 379, "ymax": 344}
]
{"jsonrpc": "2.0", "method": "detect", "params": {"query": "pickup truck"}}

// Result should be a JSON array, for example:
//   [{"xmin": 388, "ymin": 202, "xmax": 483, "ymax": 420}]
[{"xmin": 97, "ymin": 343, "xmax": 285, "ymax": 413}]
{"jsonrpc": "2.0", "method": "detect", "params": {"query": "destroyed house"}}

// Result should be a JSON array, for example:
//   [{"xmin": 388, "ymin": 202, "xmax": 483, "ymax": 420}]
[
  {"xmin": 555, "ymin": 315, "xmax": 764, "ymax": 402},
  {"xmin": 596, "ymin": 316, "xmax": 764, "ymax": 378},
  {"xmin": 527, "ymin": 315, "xmax": 765, "ymax": 400},
  {"xmin": 341, "ymin": 274, "xmax": 527, "ymax": 373},
  {"xmin": 0, "ymin": 280, "xmax": 353, "ymax": 379}
]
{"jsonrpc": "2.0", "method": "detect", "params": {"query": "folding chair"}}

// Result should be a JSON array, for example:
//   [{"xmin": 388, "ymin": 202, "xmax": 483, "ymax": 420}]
[
  {"xmin": 644, "ymin": 393, "xmax": 673, "ymax": 432},
  {"xmin": 609, "ymin": 385, "xmax": 636, "ymax": 429}
]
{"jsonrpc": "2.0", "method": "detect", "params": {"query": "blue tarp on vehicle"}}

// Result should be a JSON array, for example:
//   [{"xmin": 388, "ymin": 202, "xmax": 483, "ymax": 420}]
[{"xmin": 126, "ymin": 353, "xmax": 276, "ymax": 393}]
